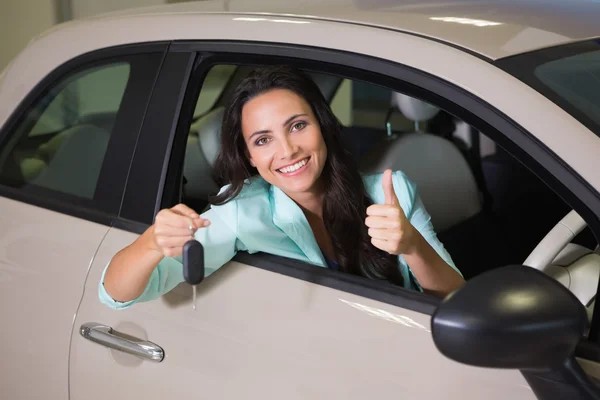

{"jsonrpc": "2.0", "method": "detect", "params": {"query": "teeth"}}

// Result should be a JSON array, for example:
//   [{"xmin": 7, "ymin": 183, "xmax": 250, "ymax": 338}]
[{"xmin": 279, "ymin": 158, "xmax": 308, "ymax": 173}]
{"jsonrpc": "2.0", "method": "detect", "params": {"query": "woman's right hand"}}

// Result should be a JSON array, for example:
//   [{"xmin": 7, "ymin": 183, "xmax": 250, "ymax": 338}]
[{"xmin": 150, "ymin": 204, "xmax": 210, "ymax": 258}]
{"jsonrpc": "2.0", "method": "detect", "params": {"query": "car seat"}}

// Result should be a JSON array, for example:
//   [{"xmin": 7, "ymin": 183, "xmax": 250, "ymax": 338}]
[
  {"xmin": 359, "ymin": 93, "xmax": 482, "ymax": 232},
  {"xmin": 182, "ymin": 107, "xmax": 224, "ymax": 209},
  {"xmin": 31, "ymin": 124, "xmax": 110, "ymax": 198},
  {"xmin": 357, "ymin": 93, "xmax": 526, "ymax": 279}
]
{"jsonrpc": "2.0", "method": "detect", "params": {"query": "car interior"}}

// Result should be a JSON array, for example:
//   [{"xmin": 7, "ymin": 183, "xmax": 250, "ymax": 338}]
[{"xmin": 2, "ymin": 62, "xmax": 599, "ymax": 323}]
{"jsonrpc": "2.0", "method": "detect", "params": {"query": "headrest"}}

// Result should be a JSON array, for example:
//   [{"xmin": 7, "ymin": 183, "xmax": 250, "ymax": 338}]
[
  {"xmin": 360, "ymin": 133, "xmax": 481, "ymax": 231},
  {"xmin": 195, "ymin": 106, "xmax": 225, "ymax": 166},
  {"xmin": 308, "ymin": 72, "xmax": 342, "ymax": 102},
  {"xmin": 183, "ymin": 108, "xmax": 225, "ymax": 201},
  {"xmin": 392, "ymin": 92, "xmax": 440, "ymax": 122}
]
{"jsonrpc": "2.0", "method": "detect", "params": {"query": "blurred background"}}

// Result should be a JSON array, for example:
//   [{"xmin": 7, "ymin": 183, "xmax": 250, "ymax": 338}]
[{"xmin": 0, "ymin": 0, "xmax": 198, "ymax": 72}]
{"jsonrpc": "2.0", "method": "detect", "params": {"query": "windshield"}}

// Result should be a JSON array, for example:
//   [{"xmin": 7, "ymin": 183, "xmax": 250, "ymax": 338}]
[{"xmin": 497, "ymin": 39, "xmax": 600, "ymax": 137}]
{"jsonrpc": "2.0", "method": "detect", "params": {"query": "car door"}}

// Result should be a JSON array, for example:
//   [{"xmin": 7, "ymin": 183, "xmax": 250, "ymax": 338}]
[
  {"xmin": 0, "ymin": 44, "xmax": 166, "ymax": 399},
  {"xmin": 67, "ymin": 46, "xmax": 546, "ymax": 400}
]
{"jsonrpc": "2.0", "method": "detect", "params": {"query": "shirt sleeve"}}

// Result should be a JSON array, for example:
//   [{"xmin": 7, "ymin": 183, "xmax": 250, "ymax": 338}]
[
  {"xmin": 98, "ymin": 201, "xmax": 240, "ymax": 310},
  {"xmin": 393, "ymin": 171, "xmax": 463, "ymax": 291}
]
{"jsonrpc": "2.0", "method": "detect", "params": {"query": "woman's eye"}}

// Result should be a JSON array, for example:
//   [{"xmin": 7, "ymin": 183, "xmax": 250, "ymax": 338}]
[
  {"xmin": 255, "ymin": 137, "xmax": 270, "ymax": 146},
  {"xmin": 291, "ymin": 121, "xmax": 307, "ymax": 132}
]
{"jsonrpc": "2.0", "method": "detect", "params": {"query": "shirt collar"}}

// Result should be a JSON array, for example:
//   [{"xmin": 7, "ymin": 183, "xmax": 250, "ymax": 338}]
[{"xmin": 269, "ymin": 183, "xmax": 326, "ymax": 266}]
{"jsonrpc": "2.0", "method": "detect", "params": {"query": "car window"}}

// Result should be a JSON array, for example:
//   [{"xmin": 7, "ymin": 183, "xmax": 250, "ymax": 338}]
[
  {"xmin": 497, "ymin": 39, "xmax": 600, "ymax": 139},
  {"xmin": 178, "ymin": 62, "xmax": 596, "ymax": 281},
  {"xmin": 28, "ymin": 64, "xmax": 130, "ymax": 137},
  {"xmin": 534, "ymin": 49, "xmax": 600, "ymax": 128},
  {"xmin": 0, "ymin": 62, "xmax": 130, "ymax": 199},
  {"xmin": 167, "ymin": 60, "xmax": 600, "ymax": 335}
]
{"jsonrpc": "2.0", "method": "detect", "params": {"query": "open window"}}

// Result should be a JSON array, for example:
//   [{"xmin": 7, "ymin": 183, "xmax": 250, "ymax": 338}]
[{"xmin": 170, "ymin": 59, "xmax": 599, "ymax": 330}]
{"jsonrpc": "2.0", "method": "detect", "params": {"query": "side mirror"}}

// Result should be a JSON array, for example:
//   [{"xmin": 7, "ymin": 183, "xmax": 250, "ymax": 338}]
[
  {"xmin": 432, "ymin": 265, "xmax": 600, "ymax": 399},
  {"xmin": 183, "ymin": 240, "xmax": 204, "ymax": 285},
  {"xmin": 432, "ymin": 265, "xmax": 587, "ymax": 369}
]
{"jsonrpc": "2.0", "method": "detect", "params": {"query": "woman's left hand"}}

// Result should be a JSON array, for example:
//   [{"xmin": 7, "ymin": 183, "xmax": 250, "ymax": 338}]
[{"xmin": 365, "ymin": 169, "xmax": 418, "ymax": 256}]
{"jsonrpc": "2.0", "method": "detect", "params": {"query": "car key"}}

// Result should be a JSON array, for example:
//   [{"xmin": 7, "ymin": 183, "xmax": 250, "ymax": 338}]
[{"xmin": 183, "ymin": 239, "xmax": 205, "ymax": 310}]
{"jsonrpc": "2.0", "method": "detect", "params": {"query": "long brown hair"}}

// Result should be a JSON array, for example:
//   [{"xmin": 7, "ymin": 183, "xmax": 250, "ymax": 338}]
[{"xmin": 211, "ymin": 65, "xmax": 402, "ymax": 286}]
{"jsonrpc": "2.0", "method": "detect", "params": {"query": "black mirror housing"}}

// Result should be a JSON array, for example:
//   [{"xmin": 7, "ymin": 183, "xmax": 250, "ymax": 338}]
[{"xmin": 431, "ymin": 265, "xmax": 588, "ymax": 370}]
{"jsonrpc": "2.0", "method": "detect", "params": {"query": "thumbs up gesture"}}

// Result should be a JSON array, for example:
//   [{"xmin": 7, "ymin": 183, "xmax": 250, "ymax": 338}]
[{"xmin": 366, "ymin": 169, "xmax": 416, "ymax": 256}]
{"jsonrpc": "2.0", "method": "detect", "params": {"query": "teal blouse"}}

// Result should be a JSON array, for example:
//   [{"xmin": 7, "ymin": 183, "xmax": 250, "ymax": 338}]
[{"xmin": 99, "ymin": 171, "xmax": 460, "ymax": 310}]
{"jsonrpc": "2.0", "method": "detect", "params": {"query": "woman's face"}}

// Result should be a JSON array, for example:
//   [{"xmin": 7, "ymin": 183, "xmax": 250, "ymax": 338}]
[{"xmin": 241, "ymin": 89, "xmax": 328, "ymax": 197}]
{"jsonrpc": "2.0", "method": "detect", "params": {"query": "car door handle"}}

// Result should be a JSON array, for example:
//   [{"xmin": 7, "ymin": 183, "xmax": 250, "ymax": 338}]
[{"xmin": 80, "ymin": 322, "xmax": 164, "ymax": 362}]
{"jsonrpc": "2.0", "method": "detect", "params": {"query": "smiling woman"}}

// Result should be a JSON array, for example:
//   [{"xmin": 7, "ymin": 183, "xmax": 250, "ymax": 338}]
[{"xmin": 99, "ymin": 65, "xmax": 464, "ymax": 310}]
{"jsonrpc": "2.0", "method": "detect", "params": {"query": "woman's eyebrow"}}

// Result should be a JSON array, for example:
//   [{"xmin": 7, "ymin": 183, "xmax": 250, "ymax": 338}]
[{"xmin": 283, "ymin": 113, "xmax": 308, "ymax": 127}]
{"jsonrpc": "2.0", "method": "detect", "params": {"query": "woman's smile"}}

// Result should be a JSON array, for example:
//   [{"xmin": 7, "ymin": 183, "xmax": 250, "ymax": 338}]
[{"xmin": 276, "ymin": 156, "xmax": 310, "ymax": 176}]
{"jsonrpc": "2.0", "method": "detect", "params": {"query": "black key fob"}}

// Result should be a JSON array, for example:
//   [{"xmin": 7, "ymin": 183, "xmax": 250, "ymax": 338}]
[{"xmin": 183, "ymin": 240, "xmax": 205, "ymax": 285}]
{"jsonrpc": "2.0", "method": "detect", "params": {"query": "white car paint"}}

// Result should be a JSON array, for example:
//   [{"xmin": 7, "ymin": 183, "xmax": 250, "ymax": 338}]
[
  {"xmin": 0, "ymin": 197, "xmax": 110, "ymax": 399},
  {"xmin": 70, "ymin": 229, "xmax": 535, "ymax": 400}
]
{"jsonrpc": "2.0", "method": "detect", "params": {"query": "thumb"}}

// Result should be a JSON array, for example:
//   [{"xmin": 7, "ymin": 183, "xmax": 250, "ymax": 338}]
[{"xmin": 382, "ymin": 169, "xmax": 399, "ymax": 205}]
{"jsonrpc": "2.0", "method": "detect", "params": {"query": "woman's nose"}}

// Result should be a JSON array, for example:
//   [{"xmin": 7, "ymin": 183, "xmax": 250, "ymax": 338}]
[{"xmin": 279, "ymin": 136, "xmax": 298, "ymax": 158}]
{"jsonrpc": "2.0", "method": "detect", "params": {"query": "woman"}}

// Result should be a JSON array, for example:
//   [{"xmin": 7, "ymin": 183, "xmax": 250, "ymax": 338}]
[{"xmin": 100, "ymin": 65, "xmax": 463, "ymax": 310}]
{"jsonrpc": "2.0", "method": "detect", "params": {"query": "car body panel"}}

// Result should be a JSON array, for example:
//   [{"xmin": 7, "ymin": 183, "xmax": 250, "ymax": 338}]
[
  {"xmin": 71, "ymin": 228, "xmax": 535, "ymax": 400},
  {"xmin": 0, "ymin": 196, "xmax": 109, "ymax": 399}
]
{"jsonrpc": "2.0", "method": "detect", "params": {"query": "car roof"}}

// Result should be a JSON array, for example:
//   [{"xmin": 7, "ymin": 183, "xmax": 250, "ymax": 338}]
[{"xmin": 84, "ymin": 0, "xmax": 600, "ymax": 60}]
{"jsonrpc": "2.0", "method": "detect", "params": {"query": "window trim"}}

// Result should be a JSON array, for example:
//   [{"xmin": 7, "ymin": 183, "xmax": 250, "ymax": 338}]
[
  {"xmin": 0, "ymin": 43, "xmax": 169, "ymax": 225},
  {"xmin": 122, "ymin": 40, "xmax": 600, "ymax": 336}
]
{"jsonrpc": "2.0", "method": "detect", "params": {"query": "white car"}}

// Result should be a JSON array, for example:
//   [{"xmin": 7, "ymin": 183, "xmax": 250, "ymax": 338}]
[{"xmin": 1, "ymin": 1, "xmax": 600, "ymax": 399}]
